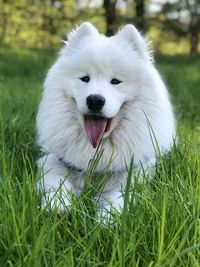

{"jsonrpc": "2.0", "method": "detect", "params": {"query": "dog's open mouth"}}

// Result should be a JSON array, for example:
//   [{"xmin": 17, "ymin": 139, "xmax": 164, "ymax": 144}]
[{"xmin": 84, "ymin": 115, "xmax": 112, "ymax": 148}]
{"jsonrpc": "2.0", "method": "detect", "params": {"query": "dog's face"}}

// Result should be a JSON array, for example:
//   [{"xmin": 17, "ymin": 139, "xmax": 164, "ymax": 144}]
[{"xmin": 49, "ymin": 22, "xmax": 152, "ymax": 148}]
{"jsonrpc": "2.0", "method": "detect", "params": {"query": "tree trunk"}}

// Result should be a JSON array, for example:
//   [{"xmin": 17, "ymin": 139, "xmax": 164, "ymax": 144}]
[
  {"xmin": 189, "ymin": 33, "xmax": 198, "ymax": 55},
  {"xmin": 135, "ymin": 0, "xmax": 145, "ymax": 31},
  {"xmin": 185, "ymin": 0, "xmax": 199, "ymax": 55},
  {"xmin": 0, "ymin": 12, "xmax": 8, "ymax": 44},
  {"xmin": 103, "ymin": 0, "xmax": 117, "ymax": 36},
  {"xmin": 189, "ymin": 13, "xmax": 199, "ymax": 55}
]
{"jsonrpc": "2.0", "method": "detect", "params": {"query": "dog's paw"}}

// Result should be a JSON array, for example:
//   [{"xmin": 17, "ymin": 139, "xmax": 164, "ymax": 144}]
[
  {"xmin": 94, "ymin": 195, "xmax": 122, "ymax": 226},
  {"xmin": 40, "ymin": 189, "xmax": 71, "ymax": 212}
]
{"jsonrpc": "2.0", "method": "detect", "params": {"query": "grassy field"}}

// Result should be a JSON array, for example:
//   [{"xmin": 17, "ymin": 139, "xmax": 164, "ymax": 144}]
[{"xmin": 0, "ymin": 46, "xmax": 200, "ymax": 266}]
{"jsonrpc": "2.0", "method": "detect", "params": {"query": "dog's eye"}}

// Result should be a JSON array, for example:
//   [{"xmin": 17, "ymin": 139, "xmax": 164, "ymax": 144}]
[
  {"xmin": 80, "ymin": 76, "xmax": 90, "ymax": 83},
  {"xmin": 110, "ymin": 78, "xmax": 122, "ymax": 85}
]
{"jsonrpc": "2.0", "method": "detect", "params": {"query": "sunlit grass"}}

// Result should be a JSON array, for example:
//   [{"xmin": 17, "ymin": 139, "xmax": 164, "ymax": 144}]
[{"xmin": 0, "ymin": 47, "xmax": 200, "ymax": 266}]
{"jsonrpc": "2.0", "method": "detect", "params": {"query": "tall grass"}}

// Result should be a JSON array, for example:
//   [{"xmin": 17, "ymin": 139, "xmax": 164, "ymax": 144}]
[{"xmin": 0, "ymin": 47, "xmax": 200, "ymax": 266}]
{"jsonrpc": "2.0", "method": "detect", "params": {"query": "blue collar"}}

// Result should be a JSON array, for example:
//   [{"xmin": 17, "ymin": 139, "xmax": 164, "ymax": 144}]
[
  {"xmin": 59, "ymin": 158, "xmax": 84, "ymax": 173},
  {"xmin": 58, "ymin": 157, "xmax": 127, "ymax": 175},
  {"xmin": 58, "ymin": 156, "xmax": 148, "ymax": 175}
]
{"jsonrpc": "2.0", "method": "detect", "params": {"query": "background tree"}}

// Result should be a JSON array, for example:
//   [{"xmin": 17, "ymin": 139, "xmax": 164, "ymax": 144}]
[
  {"xmin": 103, "ymin": 0, "xmax": 117, "ymax": 36},
  {"xmin": 0, "ymin": 0, "xmax": 199, "ymax": 54},
  {"xmin": 134, "ymin": 0, "xmax": 145, "ymax": 31},
  {"xmin": 156, "ymin": 0, "xmax": 200, "ymax": 54},
  {"xmin": 186, "ymin": 0, "xmax": 200, "ymax": 54}
]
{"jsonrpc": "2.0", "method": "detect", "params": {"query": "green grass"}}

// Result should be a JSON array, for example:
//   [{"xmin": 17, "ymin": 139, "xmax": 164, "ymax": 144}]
[{"xmin": 0, "ymin": 46, "xmax": 200, "ymax": 266}]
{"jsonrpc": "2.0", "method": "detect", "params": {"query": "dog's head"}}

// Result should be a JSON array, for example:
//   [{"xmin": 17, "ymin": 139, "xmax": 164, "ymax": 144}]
[{"xmin": 48, "ymin": 22, "xmax": 152, "ymax": 148}]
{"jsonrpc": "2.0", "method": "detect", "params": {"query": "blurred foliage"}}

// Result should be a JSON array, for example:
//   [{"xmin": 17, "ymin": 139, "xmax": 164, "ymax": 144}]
[
  {"xmin": 153, "ymin": 0, "xmax": 200, "ymax": 54},
  {"xmin": 0, "ymin": 0, "xmax": 199, "ymax": 54},
  {"xmin": 0, "ymin": 0, "xmax": 105, "ymax": 48}
]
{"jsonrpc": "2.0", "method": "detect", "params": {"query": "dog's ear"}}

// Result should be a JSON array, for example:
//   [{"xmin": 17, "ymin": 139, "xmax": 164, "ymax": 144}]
[
  {"xmin": 116, "ymin": 25, "xmax": 152, "ymax": 60},
  {"xmin": 64, "ymin": 22, "xmax": 98, "ymax": 46}
]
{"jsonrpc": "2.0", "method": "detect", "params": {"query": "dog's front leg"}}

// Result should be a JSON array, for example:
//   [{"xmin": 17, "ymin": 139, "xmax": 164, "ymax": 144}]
[
  {"xmin": 96, "ymin": 189, "xmax": 124, "ymax": 221},
  {"xmin": 37, "ymin": 154, "xmax": 76, "ymax": 212}
]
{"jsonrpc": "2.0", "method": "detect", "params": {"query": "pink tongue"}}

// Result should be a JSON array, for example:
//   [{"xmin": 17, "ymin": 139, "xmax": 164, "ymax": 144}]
[{"xmin": 84, "ymin": 116, "xmax": 107, "ymax": 148}]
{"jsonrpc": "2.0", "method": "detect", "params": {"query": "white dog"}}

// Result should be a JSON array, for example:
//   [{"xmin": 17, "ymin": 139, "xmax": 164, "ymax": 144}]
[{"xmin": 37, "ymin": 22, "xmax": 175, "ymax": 213}]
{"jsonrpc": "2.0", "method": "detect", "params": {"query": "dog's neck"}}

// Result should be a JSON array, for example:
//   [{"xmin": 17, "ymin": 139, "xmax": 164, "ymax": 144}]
[
  {"xmin": 59, "ymin": 157, "xmax": 84, "ymax": 173},
  {"xmin": 58, "ymin": 157, "xmax": 143, "ymax": 175},
  {"xmin": 58, "ymin": 157, "xmax": 130, "ymax": 176}
]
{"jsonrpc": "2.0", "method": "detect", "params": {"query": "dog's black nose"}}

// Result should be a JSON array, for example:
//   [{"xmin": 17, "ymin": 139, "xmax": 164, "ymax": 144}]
[{"xmin": 86, "ymin": 94, "xmax": 105, "ymax": 112}]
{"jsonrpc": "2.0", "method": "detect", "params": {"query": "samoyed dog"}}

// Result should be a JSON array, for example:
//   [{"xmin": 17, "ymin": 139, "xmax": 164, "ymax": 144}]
[{"xmin": 37, "ymin": 22, "xmax": 175, "ymax": 213}]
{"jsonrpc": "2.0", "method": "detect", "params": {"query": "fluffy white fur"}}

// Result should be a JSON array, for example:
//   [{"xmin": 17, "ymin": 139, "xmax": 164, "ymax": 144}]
[{"xmin": 37, "ymin": 22, "xmax": 175, "ymax": 213}]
